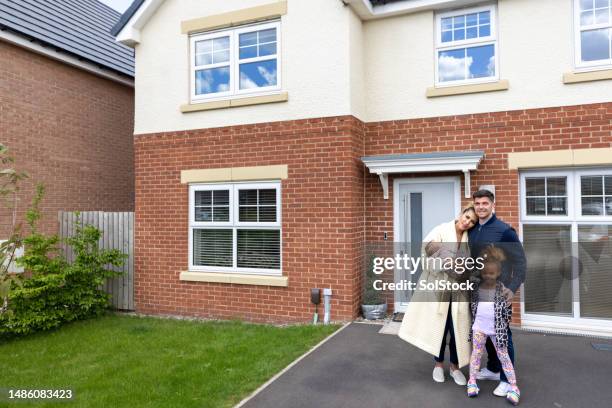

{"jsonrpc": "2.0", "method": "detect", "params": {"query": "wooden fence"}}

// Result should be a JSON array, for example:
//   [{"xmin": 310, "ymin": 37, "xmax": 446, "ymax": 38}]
[{"xmin": 58, "ymin": 211, "xmax": 134, "ymax": 311}]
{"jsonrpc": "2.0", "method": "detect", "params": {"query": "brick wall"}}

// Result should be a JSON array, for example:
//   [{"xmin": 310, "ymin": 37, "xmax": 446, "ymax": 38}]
[
  {"xmin": 133, "ymin": 116, "xmax": 365, "ymax": 323},
  {"xmin": 364, "ymin": 102, "xmax": 612, "ymax": 323},
  {"xmin": 0, "ymin": 41, "xmax": 134, "ymax": 236}
]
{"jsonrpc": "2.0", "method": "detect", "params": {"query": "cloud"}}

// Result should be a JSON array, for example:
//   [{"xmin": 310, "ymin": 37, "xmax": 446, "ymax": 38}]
[
  {"xmin": 258, "ymin": 65, "xmax": 277, "ymax": 86},
  {"xmin": 240, "ymin": 73, "xmax": 258, "ymax": 89},
  {"xmin": 487, "ymin": 55, "xmax": 495, "ymax": 77},
  {"xmin": 239, "ymin": 64, "xmax": 277, "ymax": 89},
  {"xmin": 439, "ymin": 53, "xmax": 472, "ymax": 81},
  {"xmin": 196, "ymin": 67, "xmax": 229, "ymax": 94}
]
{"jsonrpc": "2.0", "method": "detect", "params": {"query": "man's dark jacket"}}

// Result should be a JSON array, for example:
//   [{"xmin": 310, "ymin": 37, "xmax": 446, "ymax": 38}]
[{"xmin": 468, "ymin": 213, "xmax": 527, "ymax": 293}]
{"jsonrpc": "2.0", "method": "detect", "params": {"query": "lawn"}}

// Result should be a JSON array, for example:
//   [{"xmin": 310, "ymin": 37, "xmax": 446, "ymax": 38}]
[{"xmin": 0, "ymin": 314, "xmax": 341, "ymax": 408}]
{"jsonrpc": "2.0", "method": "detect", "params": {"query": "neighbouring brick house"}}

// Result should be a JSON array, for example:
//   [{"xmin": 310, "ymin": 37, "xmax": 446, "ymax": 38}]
[
  {"xmin": 113, "ymin": 0, "xmax": 612, "ymax": 337},
  {"xmin": 0, "ymin": 0, "xmax": 134, "ymax": 237}
]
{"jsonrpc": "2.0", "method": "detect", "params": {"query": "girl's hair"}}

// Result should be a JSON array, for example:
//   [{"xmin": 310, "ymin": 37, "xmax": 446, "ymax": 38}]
[{"xmin": 481, "ymin": 244, "xmax": 506, "ymax": 265}]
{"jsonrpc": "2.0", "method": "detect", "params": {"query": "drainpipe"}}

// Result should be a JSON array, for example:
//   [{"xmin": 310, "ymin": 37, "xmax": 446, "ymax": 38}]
[{"xmin": 323, "ymin": 288, "xmax": 332, "ymax": 325}]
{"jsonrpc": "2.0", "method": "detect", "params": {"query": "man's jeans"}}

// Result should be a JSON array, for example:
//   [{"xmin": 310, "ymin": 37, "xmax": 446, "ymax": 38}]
[{"xmin": 485, "ymin": 327, "xmax": 514, "ymax": 383}]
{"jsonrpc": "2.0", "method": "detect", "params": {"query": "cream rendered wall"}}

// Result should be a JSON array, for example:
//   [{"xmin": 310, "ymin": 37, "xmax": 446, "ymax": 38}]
[
  {"xmin": 134, "ymin": 0, "xmax": 354, "ymax": 134},
  {"xmin": 363, "ymin": 0, "xmax": 612, "ymax": 122},
  {"xmin": 349, "ymin": 7, "xmax": 366, "ymax": 120}
]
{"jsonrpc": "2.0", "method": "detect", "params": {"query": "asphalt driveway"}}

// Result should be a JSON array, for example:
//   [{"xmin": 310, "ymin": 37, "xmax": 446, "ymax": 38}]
[{"xmin": 241, "ymin": 322, "xmax": 612, "ymax": 408}]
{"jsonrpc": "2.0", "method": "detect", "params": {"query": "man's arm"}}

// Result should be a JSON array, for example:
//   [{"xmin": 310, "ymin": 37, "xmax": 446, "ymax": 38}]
[{"xmin": 501, "ymin": 227, "xmax": 527, "ymax": 293}]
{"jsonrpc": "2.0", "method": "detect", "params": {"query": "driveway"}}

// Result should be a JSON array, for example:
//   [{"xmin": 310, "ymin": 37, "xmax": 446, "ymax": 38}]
[{"xmin": 241, "ymin": 322, "xmax": 612, "ymax": 408}]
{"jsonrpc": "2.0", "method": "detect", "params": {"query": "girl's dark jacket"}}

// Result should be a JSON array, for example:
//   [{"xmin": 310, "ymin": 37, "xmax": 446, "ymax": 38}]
[{"xmin": 469, "ymin": 281, "xmax": 512, "ymax": 349}]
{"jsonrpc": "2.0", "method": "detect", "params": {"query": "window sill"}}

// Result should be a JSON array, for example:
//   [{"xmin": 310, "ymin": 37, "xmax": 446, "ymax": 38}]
[
  {"xmin": 563, "ymin": 69, "xmax": 612, "ymax": 84},
  {"xmin": 179, "ymin": 271, "xmax": 288, "ymax": 287},
  {"xmin": 180, "ymin": 92, "xmax": 288, "ymax": 113},
  {"xmin": 426, "ymin": 80, "xmax": 509, "ymax": 98}
]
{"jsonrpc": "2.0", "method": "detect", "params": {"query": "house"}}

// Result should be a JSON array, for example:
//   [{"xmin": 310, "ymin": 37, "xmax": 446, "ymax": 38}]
[
  {"xmin": 0, "ymin": 0, "xmax": 134, "ymax": 237},
  {"xmin": 112, "ymin": 0, "xmax": 612, "ymax": 337}
]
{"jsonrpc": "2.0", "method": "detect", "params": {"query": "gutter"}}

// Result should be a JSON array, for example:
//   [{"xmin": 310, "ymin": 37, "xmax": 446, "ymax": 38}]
[{"xmin": 345, "ymin": 0, "xmax": 487, "ymax": 20}]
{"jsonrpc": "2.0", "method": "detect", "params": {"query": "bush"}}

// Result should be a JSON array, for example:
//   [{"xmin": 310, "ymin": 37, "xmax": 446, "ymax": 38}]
[
  {"xmin": 0, "ymin": 213, "xmax": 126, "ymax": 338},
  {"xmin": 362, "ymin": 255, "xmax": 384, "ymax": 305}
]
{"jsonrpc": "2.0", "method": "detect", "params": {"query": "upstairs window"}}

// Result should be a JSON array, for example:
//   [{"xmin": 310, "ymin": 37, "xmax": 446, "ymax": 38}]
[
  {"xmin": 190, "ymin": 21, "xmax": 281, "ymax": 102},
  {"xmin": 575, "ymin": 0, "xmax": 612, "ymax": 68},
  {"xmin": 435, "ymin": 5, "xmax": 498, "ymax": 86}
]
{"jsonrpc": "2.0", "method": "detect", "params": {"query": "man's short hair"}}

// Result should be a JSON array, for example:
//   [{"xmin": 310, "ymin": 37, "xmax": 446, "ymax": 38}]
[{"xmin": 472, "ymin": 189, "xmax": 495, "ymax": 202}]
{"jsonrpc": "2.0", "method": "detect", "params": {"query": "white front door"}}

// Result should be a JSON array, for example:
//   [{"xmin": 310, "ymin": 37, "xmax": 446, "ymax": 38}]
[{"xmin": 394, "ymin": 177, "xmax": 460, "ymax": 312}]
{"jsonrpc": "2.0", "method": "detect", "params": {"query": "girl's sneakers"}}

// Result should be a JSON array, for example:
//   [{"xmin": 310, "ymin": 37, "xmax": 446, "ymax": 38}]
[
  {"xmin": 506, "ymin": 387, "xmax": 521, "ymax": 405},
  {"xmin": 467, "ymin": 382, "xmax": 479, "ymax": 397}
]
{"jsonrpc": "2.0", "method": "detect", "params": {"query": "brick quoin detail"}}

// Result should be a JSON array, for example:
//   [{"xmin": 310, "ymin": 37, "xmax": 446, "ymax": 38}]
[
  {"xmin": 0, "ymin": 41, "xmax": 134, "ymax": 236},
  {"xmin": 135, "ymin": 102, "xmax": 611, "ymax": 323}
]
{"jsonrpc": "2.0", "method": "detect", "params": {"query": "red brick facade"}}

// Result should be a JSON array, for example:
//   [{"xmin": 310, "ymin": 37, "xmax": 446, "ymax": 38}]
[
  {"xmin": 133, "ymin": 102, "xmax": 612, "ymax": 323},
  {"xmin": 0, "ymin": 41, "xmax": 134, "ymax": 236}
]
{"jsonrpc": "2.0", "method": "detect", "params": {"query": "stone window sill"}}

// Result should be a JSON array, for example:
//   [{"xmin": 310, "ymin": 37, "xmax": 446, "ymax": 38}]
[
  {"xmin": 179, "ymin": 271, "xmax": 288, "ymax": 287},
  {"xmin": 426, "ymin": 80, "xmax": 509, "ymax": 98},
  {"xmin": 180, "ymin": 92, "xmax": 288, "ymax": 113},
  {"xmin": 563, "ymin": 69, "xmax": 612, "ymax": 84}
]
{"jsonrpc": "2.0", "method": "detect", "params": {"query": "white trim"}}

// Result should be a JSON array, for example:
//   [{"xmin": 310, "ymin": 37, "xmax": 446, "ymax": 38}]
[
  {"xmin": 0, "ymin": 30, "xmax": 134, "ymax": 87},
  {"xmin": 346, "ymin": 0, "xmax": 489, "ymax": 20},
  {"xmin": 434, "ymin": 4, "xmax": 499, "ymax": 87},
  {"xmin": 393, "ymin": 176, "xmax": 461, "ymax": 312},
  {"xmin": 115, "ymin": 0, "xmax": 165, "ymax": 46},
  {"xmin": 573, "ymin": 0, "xmax": 612, "ymax": 70}
]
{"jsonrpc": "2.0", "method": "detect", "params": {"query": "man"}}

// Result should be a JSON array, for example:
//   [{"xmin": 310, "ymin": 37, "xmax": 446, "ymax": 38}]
[{"xmin": 468, "ymin": 189, "xmax": 527, "ymax": 398}]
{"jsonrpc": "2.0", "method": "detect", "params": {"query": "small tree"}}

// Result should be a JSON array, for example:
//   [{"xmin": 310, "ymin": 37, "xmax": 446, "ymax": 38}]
[
  {"xmin": 363, "ymin": 255, "xmax": 384, "ymax": 305},
  {"xmin": 0, "ymin": 144, "xmax": 28, "ymax": 314}
]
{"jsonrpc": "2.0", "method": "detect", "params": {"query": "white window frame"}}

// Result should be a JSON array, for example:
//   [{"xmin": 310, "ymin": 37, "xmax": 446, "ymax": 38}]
[
  {"xmin": 519, "ymin": 167, "xmax": 612, "ymax": 336},
  {"xmin": 188, "ymin": 181, "xmax": 282, "ymax": 275},
  {"xmin": 189, "ymin": 20, "xmax": 282, "ymax": 103},
  {"xmin": 434, "ymin": 4, "xmax": 499, "ymax": 87},
  {"xmin": 574, "ymin": 0, "xmax": 612, "ymax": 70}
]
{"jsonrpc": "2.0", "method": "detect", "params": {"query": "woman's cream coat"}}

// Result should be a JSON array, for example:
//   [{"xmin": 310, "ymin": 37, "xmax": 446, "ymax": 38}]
[{"xmin": 397, "ymin": 220, "xmax": 472, "ymax": 368}]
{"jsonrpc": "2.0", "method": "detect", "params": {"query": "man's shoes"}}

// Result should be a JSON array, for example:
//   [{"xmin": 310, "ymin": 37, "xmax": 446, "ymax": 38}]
[
  {"xmin": 493, "ymin": 381, "xmax": 510, "ymax": 397},
  {"xmin": 476, "ymin": 367, "xmax": 501, "ymax": 381},
  {"xmin": 450, "ymin": 368, "xmax": 467, "ymax": 385},
  {"xmin": 432, "ymin": 366, "xmax": 445, "ymax": 383}
]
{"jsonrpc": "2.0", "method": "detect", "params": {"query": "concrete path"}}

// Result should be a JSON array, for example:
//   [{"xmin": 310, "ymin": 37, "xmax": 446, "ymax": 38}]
[{"xmin": 242, "ymin": 322, "xmax": 612, "ymax": 408}]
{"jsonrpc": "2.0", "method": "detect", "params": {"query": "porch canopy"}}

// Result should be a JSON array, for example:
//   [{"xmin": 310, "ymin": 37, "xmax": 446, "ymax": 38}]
[{"xmin": 362, "ymin": 151, "xmax": 484, "ymax": 199}]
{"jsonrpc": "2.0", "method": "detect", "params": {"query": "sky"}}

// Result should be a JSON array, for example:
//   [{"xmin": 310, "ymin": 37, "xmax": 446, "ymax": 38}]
[{"xmin": 99, "ymin": 0, "xmax": 132, "ymax": 13}]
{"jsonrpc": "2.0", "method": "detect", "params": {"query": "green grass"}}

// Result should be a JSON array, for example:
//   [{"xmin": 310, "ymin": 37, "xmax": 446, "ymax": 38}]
[{"xmin": 0, "ymin": 314, "xmax": 340, "ymax": 408}]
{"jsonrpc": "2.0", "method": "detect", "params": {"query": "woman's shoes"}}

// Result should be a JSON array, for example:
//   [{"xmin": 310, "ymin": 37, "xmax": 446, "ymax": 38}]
[
  {"xmin": 506, "ymin": 387, "xmax": 520, "ymax": 405},
  {"xmin": 467, "ymin": 382, "xmax": 479, "ymax": 397},
  {"xmin": 450, "ymin": 368, "xmax": 467, "ymax": 385},
  {"xmin": 432, "ymin": 366, "xmax": 445, "ymax": 383}
]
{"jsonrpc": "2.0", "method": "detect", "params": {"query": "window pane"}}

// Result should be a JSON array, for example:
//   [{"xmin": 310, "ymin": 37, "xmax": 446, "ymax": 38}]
[
  {"xmin": 478, "ymin": 24, "xmax": 491, "ymax": 37},
  {"xmin": 582, "ymin": 197, "xmax": 604, "ymax": 215},
  {"xmin": 466, "ymin": 13, "xmax": 478, "ymax": 26},
  {"xmin": 526, "ymin": 178, "xmax": 545, "ymax": 196},
  {"xmin": 547, "ymin": 177, "xmax": 567, "ymax": 196},
  {"xmin": 259, "ymin": 206, "xmax": 276, "ymax": 222},
  {"xmin": 213, "ymin": 190, "xmax": 229, "ymax": 206},
  {"xmin": 195, "ymin": 191, "xmax": 212, "ymax": 206},
  {"xmin": 454, "ymin": 28, "xmax": 465, "ymax": 41},
  {"xmin": 526, "ymin": 197, "xmax": 546, "ymax": 215},
  {"xmin": 438, "ymin": 48, "xmax": 466, "ymax": 82},
  {"xmin": 259, "ymin": 28, "xmax": 277, "ymax": 43},
  {"xmin": 466, "ymin": 26, "xmax": 478, "ymax": 39},
  {"xmin": 195, "ymin": 40, "xmax": 212, "ymax": 54},
  {"xmin": 259, "ymin": 189, "xmax": 277, "ymax": 205},
  {"xmin": 239, "ymin": 206, "xmax": 258, "ymax": 222},
  {"xmin": 595, "ymin": 0, "xmax": 608, "ymax": 8},
  {"xmin": 193, "ymin": 229, "xmax": 233, "ymax": 267},
  {"xmin": 523, "ymin": 225, "xmax": 573, "ymax": 316},
  {"xmin": 595, "ymin": 8, "xmax": 610, "ymax": 24},
  {"xmin": 453, "ymin": 15, "xmax": 465, "ymax": 28},
  {"xmin": 195, "ymin": 67, "xmax": 230, "ymax": 95},
  {"xmin": 578, "ymin": 225, "xmax": 612, "ymax": 319},
  {"xmin": 213, "ymin": 207, "xmax": 229, "ymax": 222},
  {"xmin": 213, "ymin": 50, "xmax": 229, "ymax": 64},
  {"xmin": 239, "ymin": 45, "xmax": 257, "ymax": 59},
  {"xmin": 581, "ymin": 10, "xmax": 595, "ymax": 26},
  {"xmin": 441, "ymin": 17, "xmax": 452, "ymax": 31},
  {"xmin": 195, "ymin": 53, "xmax": 213, "ymax": 66},
  {"xmin": 239, "ymin": 59, "xmax": 278, "ymax": 89},
  {"xmin": 467, "ymin": 44, "xmax": 495, "ymax": 78},
  {"xmin": 581, "ymin": 175, "xmax": 603, "ymax": 195},
  {"xmin": 606, "ymin": 197, "xmax": 612, "ymax": 215},
  {"xmin": 259, "ymin": 42, "xmax": 277, "ymax": 57},
  {"xmin": 239, "ymin": 190, "xmax": 258, "ymax": 206},
  {"xmin": 195, "ymin": 207, "xmax": 212, "ymax": 222},
  {"xmin": 580, "ymin": 0, "xmax": 594, "ymax": 11},
  {"xmin": 441, "ymin": 30, "xmax": 452, "ymax": 42},
  {"xmin": 239, "ymin": 32, "xmax": 257, "ymax": 47},
  {"xmin": 581, "ymin": 28, "xmax": 611, "ymax": 62},
  {"xmin": 213, "ymin": 37, "xmax": 230, "ymax": 50},
  {"xmin": 605, "ymin": 176, "xmax": 612, "ymax": 195},
  {"xmin": 237, "ymin": 229, "xmax": 280, "ymax": 269},
  {"xmin": 547, "ymin": 197, "xmax": 567, "ymax": 215},
  {"xmin": 479, "ymin": 11, "xmax": 490, "ymax": 24}
]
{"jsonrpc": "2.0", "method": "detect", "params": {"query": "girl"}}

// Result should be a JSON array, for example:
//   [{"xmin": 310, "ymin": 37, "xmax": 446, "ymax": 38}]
[{"xmin": 467, "ymin": 245, "xmax": 520, "ymax": 405}]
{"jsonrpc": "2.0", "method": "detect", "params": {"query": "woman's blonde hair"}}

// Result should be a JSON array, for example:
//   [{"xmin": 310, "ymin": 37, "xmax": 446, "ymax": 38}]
[{"xmin": 458, "ymin": 202, "xmax": 476, "ymax": 218}]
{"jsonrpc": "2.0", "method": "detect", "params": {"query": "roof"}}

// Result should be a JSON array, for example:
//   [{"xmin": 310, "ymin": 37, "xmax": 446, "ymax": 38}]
[
  {"xmin": 111, "ymin": 0, "xmax": 143, "ymax": 37},
  {"xmin": 0, "ymin": 0, "xmax": 134, "ymax": 77}
]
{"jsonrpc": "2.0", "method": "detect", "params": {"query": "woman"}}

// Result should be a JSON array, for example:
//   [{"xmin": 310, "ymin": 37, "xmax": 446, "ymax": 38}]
[{"xmin": 397, "ymin": 204, "xmax": 478, "ymax": 385}]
